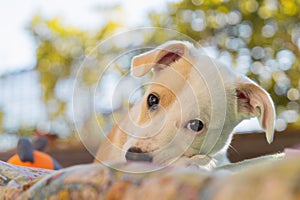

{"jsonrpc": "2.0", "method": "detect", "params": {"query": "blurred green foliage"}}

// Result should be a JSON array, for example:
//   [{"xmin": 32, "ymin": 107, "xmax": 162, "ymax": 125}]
[
  {"xmin": 150, "ymin": 0, "xmax": 300, "ymax": 129},
  {"xmin": 27, "ymin": 0, "xmax": 300, "ymax": 136},
  {"xmin": 29, "ymin": 15, "xmax": 122, "ymax": 120},
  {"xmin": 26, "ymin": 15, "xmax": 125, "ymax": 137}
]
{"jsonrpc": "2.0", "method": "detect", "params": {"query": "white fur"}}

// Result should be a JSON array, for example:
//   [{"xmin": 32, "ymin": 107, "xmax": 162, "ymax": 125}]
[{"xmin": 95, "ymin": 41, "xmax": 282, "ymax": 170}]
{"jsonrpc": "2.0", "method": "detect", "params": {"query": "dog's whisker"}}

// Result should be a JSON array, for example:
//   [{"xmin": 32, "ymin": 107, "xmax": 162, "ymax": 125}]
[
  {"xmin": 209, "ymin": 157, "xmax": 217, "ymax": 169},
  {"xmin": 227, "ymin": 143, "xmax": 240, "ymax": 155}
]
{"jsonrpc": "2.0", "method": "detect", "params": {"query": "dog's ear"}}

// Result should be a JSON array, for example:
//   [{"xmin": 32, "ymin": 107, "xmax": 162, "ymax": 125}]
[
  {"xmin": 236, "ymin": 82, "xmax": 275, "ymax": 143},
  {"xmin": 131, "ymin": 41, "xmax": 190, "ymax": 77}
]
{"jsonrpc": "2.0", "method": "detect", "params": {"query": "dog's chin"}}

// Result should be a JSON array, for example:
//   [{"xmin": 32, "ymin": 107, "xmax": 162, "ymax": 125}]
[
  {"xmin": 151, "ymin": 156, "xmax": 189, "ymax": 167},
  {"xmin": 151, "ymin": 153, "xmax": 216, "ymax": 169},
  {"xmin": 150, "ymin": 151, "xmax": 184, "ymax": 166}
]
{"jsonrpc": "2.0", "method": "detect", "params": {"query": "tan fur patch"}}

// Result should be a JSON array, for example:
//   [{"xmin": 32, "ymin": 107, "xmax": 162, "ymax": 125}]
[
  {"xmin": 137, "ymin": 84, "xmax": 177, "ymax": 124},
  {"xmin": 137, "ymin": 58, "xmax": 193, "ymax": 125},
  {"xmin": 94, "ymin": 125, "xmax": 127, "ymax": 162},
  {"xmin": 172, "ymin": 58, "xmax": 193, "ymax": 80}
]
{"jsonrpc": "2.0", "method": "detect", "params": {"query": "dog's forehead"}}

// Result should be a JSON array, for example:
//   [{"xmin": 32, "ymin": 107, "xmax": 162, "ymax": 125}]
[
  {"xmin": 149, "ymin": 56, "xmax": 212, "ymax": 118},
  {"xmin": 152, "ymin": 54, "xmax": 214, "ymax": 95},
  {"xmin": 192, "ymin": 54, "xmax": 237, "ymax": 83},
  {"xmin": 180, "ymin": 67, "xmax": 212, "ymax": 122}
]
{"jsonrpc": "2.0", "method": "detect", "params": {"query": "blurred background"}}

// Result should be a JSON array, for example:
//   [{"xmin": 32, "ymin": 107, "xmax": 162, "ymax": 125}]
[{"xmin": 1, "ymin": 0, "xmax": 300, "ymax": 167}]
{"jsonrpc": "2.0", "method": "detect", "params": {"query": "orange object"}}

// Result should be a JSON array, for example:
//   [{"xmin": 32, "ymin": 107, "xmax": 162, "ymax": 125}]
[{"xmin": 7, "ymin": 150, "xmax": 54, "ymax": 170}]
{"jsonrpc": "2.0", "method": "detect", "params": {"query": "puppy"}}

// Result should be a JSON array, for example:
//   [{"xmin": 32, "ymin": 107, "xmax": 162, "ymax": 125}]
[{"xmin": 95, "ymin": 41, "xmax": 282, "ymax": 170}]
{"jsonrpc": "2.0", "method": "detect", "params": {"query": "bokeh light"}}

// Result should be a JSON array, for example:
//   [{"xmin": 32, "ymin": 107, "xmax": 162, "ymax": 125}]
[{"xmin": 1, "ymin": 0, "xmax": 300, "ymax": 143}]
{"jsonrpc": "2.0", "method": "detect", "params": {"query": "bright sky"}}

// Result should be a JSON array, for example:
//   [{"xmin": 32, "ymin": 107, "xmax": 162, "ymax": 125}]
[{"xmin": 0, "ymin": 0, "xmax": 174, "ymax": 75}]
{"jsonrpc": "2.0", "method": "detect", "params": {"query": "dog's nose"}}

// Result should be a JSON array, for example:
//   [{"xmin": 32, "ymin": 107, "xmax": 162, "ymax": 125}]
[{"xmin": 125, "ymin": 147, "xmax": 153, "ymax": 163}]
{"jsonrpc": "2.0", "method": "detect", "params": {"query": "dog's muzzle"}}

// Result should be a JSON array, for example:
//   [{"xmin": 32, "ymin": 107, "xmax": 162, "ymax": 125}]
[{"xmin": 125, "ymin": 147, "xmax": 153, "ymax": 163}]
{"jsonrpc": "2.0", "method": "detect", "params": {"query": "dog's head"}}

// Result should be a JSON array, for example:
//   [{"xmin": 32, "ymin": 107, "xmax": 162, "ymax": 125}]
[{"xmin": 119, "ymin": 41, "xmax": 275, "ymax": 166}]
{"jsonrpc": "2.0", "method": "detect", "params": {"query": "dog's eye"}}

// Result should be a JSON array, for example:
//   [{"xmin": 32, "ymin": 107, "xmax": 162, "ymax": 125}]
[
  {"xmin": 187, "ymin": 119, "xmax": 204, "ymax": 132},
  {"xmin": 147, "ymin": 93, "xmax": 159, "ymax": 110}
]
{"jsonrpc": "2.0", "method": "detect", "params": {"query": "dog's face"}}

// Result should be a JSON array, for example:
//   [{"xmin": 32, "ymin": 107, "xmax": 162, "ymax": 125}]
[{"xmin": 116, "ymin": 41, "xmax": 275, "ymax": 166}]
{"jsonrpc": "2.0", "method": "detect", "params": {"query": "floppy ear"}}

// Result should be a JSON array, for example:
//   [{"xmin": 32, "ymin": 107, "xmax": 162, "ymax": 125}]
[
  {"xmin": 236, "ymin": 81, "xmax": 276, "ymax": 143},
  {"xmin": 131, "ymin": 41, "xmax": 190, "ymax": 77}
]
